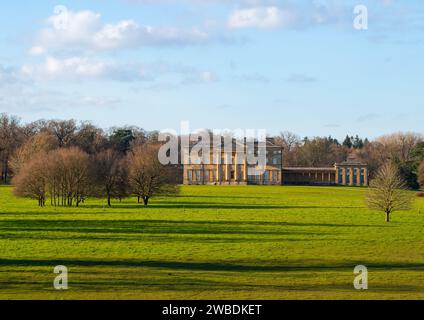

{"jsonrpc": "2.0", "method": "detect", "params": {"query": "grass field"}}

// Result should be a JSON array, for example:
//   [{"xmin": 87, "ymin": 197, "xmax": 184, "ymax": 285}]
[{"xmin": 0, "ymin": 185, "xmax": 423, "ymax": 300}]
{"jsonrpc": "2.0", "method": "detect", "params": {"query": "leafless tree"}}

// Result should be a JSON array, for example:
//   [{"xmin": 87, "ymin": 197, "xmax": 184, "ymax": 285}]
[
  {"xmin": 47, "ymin": 120, "xmax": 77, "ymax": 148},
  {"xmin": 127, "ymin": 144, "xmax": 179, "ymax": 206},
  {"xmin": 73, "ymin": 121, "xmax": 107, "ymax": 154},
  {"xmin": 12, "ymin": 153, "xmax": 48, "ymax": 207},
  {"xmin": 0, "ymin": 114, "xmax": 24, "ymax": 183},
  {"xmin": 366, "ymin": 162, "xmax": 413, "ymax": 222},
  {"xmin": 9, "ymin": 131, "xmax": 58, "ymax": 175},
  {"xmin": 376, "ymin": 132, "xmax": 423, "ymax": 163},
  {"xmin": 13, "ymin": 148, "xmax": 90, "ymax": 207},
  {"xmin": 91, "ymin": 149, "xmax": 128, "ymax": 207}
]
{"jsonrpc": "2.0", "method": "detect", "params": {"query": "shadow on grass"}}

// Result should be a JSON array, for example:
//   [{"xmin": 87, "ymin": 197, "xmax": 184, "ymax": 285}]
[
  {"xmin": 82, "ymin": 202, "xmax": 366, "ymax": 210},
  {"xmin": 0, "ymin": 258, "xmax": 423, "ymax": 273},
  {"xmin": 0, "ymin": 219, "xmax": 386, "ymax": 239},
  {"xmin": 0, "ymin": 218, "xmax": 385, "ymax": 228}
]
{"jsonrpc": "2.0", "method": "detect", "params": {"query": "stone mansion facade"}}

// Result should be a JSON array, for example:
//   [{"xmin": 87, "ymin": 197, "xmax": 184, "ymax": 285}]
[{"xmin": 183, "ymin": 139, "xmax": 369, "ymax": 186}]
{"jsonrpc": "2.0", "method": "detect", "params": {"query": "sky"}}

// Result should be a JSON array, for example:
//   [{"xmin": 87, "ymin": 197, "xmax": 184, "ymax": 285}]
[{"xmin": 0, "ymin": 0, "xmax": 423, "ymax": 140}]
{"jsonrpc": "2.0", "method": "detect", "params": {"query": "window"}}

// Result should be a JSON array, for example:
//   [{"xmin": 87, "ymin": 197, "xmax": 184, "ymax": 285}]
[{"xmin": 188, "ymin": 171, "xmax": 193, "ymax": 182}]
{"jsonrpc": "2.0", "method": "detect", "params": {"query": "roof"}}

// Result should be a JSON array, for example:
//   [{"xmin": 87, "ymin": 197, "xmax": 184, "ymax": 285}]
[
  {"xmin": 184, "ymin": 137, "xmax": 282, "ymax": 150},
  {"xmin": 283, "ymin": 167, "xmax": 335, "ymax": 172},
  {"xmin": 335, "ymin": 160, "xmax": 367, "ymax": 166}
]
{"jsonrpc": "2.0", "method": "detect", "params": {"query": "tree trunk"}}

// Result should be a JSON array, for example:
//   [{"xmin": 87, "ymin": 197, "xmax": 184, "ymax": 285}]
[
  {"xmin": 107, "ymin": 194, "xmax": 111, "ymax": 207},
  {"xmin": 143, "ymin": 197, "xmax": 149, "ymax": 206},
  {"xmin": 386, "ymin": 211, "xmax": 390, "ymax": 223}
]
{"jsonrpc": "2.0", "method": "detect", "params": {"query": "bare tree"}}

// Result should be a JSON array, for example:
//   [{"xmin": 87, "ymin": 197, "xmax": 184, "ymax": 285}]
[
  {"xmin": 73, "ymin": 121, "xmax": 107, "ymax": 154},
  {"xmin": 91, "ymin": 149, "xmax": 128, "ymax": 207},
  {"xmin": 366, "ymin": 162, "xmax": 413, "ymax": 222},
  {"xmin": 127, "ymin": 144, "xmax": 179, "ymax": 206},
  {"xmin": 13, "ymin": 153, "xmax": 48, "ymax": 207},
  {"xmin": 13, "ymin": 148, "xmax": 90, "ymax": 207},
  {"xmin": 376, "ymin": 132, "xmax": 422, "ymax": 163},
  {"xmin": 0, "ymin": 114, "xmax": 24, "ymax": 183},
  {"xmin": 47, "ymin": 120, "xmax": 77, "ymax": 148},
  {"xmin": 56, "ymin": 147, "xmax": 90, "ymax": 207},
  {"xmin": 9, "ymin": 131, "xmax": 58, "ymax": 175},
  {"xmin": 278, "ymin": 131, "xmax": 300, "ymax": 153}
]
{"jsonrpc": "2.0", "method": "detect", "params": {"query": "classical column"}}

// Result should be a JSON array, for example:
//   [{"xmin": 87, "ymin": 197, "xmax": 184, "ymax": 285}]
[
  {"xmin": 356, "ymin": 167, "xmax": 361, "ymax": 186},
  {"xmin": 225, "ymin": 153, "xmax": 230, "ymax": 182},
  {"xmin": 234, "ymin": 153, "xmax": 238, "ymax": 183},
  {"xmin": 183, "ymin": 166, "xmax": 189, "ymax": 184},
  {"xmin": 335, "ymin": 167, "xmax": 340, "ymax": 185},
  {"xmin": 364, "ymin": 168, "xmax": 369, "ymax": 186},
  {"xmin": 342, "ymin": 168, "xmax": 346, "ymax": 185},
  {"xmin": 216, "ymin": 152, "xmax": 220, "ymax": 184},
  {"xmin": 350, "ymin": 167, "xmax": 354, "ymax": 186},
  {"xmin": 243, "ymin": 158, "xmax": 248, "ymax": 182}
]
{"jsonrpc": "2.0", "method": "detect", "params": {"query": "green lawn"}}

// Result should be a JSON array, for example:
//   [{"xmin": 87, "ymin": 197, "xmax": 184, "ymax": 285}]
[{"xmin": 0, "ymin": 185, "xmax": 423, "ymax": 300}]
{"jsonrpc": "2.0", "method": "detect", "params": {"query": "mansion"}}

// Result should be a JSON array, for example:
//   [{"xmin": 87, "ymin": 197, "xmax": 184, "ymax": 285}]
[{"xmin": 183, "ymin": 139, "xmax": 369, "ymax": 187}]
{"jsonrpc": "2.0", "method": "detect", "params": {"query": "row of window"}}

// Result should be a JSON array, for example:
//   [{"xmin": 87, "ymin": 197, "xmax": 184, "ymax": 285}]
[
  {"xmin": 187, "ymin": 170, "xmax": 280, "ymax": 182},
  {"xmin": 187, "ymin": 156, "xmax": 281, "ymax": 165},
  {"xmin": 248, "ymin": 171, "xmax": 280, "ymax": 183}
]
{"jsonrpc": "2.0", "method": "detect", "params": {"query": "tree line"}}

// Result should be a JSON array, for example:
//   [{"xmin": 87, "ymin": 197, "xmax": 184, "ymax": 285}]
[
  {"xmin": 1, "ymin": 114, "xmax": 424, "ymax": 205},
  {"xmin": 0, "ymin": 114, "xmax": 177, "ymax": 207},
  {"xmin": 276, "ymin": 131, "xmax": 424, "ymax": 190},
  {"xmin": 13, "ymin": 143, "xmax": 178, "ymax": 208}
]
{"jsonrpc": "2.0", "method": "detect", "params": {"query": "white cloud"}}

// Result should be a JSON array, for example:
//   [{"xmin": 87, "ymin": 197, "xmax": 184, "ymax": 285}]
[
  {"xmin": 20, "ymin": 56, "xmax": 156, "ymax": 82},
  {"xmin": 228, "ymin": 6, "xmax": 295, "ymax": 29},
  {"xmin": 33, "ymin": 8, "xmax": 209, "ymax": 52},
  {"xmin": 227, "ymin": 2, "xmax": 350, "ymax": 30},
  {"xmin": 21, "ymin": 56, "xmax": 113, "ymax": 81},
  {"xmin": 18, "ymin": 57, "xmax": 218, "ymax": 84},
  {"xmin": 29, "ymin": 46, "xmax": 46, "ymax": 55}
]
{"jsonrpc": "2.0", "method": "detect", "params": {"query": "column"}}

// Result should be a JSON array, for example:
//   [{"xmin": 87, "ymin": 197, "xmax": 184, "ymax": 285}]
[
  {"xmin": 356, "ymin": 167, "xmax": 361, "ymax": 186},
  {"xmin": 225, "ymin": 153, "xmax": 230, "ymax": 182},
  {"xmin": 342, "ymin": 168, "xmax": 346, "ymax": 185},
  {"xmin": 364, "ymin": 168, "xmax": 369, "ymax": 186},
  {"xmin": 183, "ymin": 166, "xmax": 188, "ymax": 184},
  {"xmin": 216, "ymin": 152, "xmax": 220, "ymax": 184},
  {"xmin": 350, "ymin": 167, "xmax": 354, "ymax": 186},
  {"xmin": 234, "ymin": 153, "xmax": 238, "ymax": 183},
  {"xmin": 243, "ymin": 158, "xmax": 248, "ymax": 182},
  {"xmin": 335, "ymin": 167, "xmax": 340, "ymax": 185}
]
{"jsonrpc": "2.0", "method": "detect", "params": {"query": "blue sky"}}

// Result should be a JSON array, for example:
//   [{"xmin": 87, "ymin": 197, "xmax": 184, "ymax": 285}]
[{"xmin": 0, "ymin": 0, "xmax": 423, "ymax": 139}]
